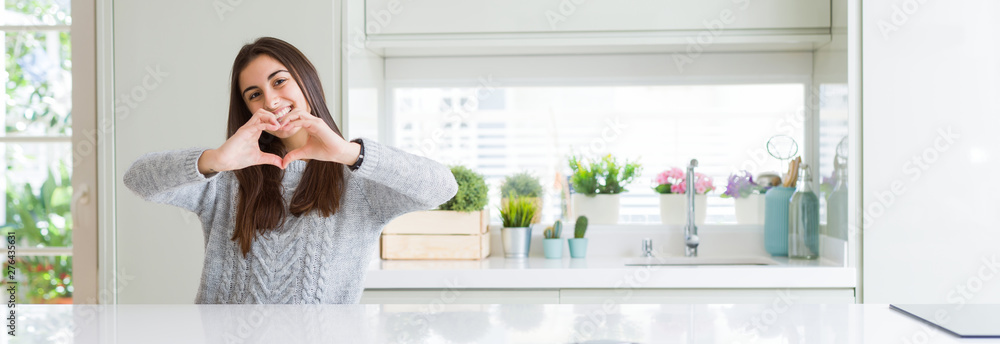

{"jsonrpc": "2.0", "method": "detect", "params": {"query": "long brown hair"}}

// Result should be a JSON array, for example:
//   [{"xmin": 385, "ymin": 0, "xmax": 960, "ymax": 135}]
[{"xmin": 227, "ymin": 37, "xmax": 346, "ymax": 257}]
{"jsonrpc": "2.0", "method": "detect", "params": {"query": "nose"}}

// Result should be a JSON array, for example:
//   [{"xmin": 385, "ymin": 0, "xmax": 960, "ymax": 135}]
[{"xmin": 265, "ymin": 92, "xmax": 281, "ymax": 111}]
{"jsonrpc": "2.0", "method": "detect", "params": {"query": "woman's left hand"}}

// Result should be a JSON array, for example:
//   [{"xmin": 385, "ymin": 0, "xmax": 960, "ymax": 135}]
[{"xmin": 278, "ymin": 110, "xmax": 360, "ymax": 169}]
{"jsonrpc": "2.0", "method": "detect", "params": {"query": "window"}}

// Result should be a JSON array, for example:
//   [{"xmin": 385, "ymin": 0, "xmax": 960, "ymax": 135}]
[
  {"xmin": 390, "ymin": 84, "xmax": 807, "ymax": 224},
  {"xmin": 382, "ymin": 53, "xmax": 815, "ymax": 225},
  {"xmin": 1, "ymin": 0, "xmax": 74, "ymax": 304}
]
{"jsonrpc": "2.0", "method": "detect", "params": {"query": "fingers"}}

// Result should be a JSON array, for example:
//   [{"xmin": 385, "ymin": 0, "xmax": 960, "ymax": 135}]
[
  {"xmin": 280, "ymin": 114, "xmax": 321, "ymax": 133},
  {"xmin": 255, "ymin": 122, "xmax": 276, "ymax": 132},
  {"xmin": 282, "ymin": 148, "xmax": 304, "ymax": 169},
  {"xmin": 258, "ymin": 153, "xmax": 284, "ymax": 169},
  {"xmin": 248, "ymin": 109, "xmax": 280, "ymax": 129},
  {"xmin": 276, "ymin": 112, "xmax": 306, "ymax": 128}
]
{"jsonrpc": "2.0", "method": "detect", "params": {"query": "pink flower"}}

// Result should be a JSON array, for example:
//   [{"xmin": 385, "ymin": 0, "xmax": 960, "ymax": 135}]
[
  {"xmin": 654, "ymin": 168, "xmax": 714, "ymax": 194},
  {"xmin": 668, "ymin": 167, "xmax": 685, "ymax": 180},
  {"xmin": 670, "ymin": 183, "xmax": 685, "ymax": 194},
  {"xmin": 654, "ymin": 172, "xmax": 670, "ymax": 185}
]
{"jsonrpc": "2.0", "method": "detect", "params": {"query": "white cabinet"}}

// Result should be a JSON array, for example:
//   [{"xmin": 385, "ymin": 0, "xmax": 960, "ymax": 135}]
[
  {"xmin": 365, "ymin": 0, "xmax": 830, "ymax": 35},
  {"xmin": 362, "ymin": 288, "xmax": 855, "ymax": 304},
  {"xmin": 361, "ymin": 289, "xmax": 561, "ymax": 304},
  {"xmin": 861, "ymin": 1, "xmax": 1000, "ymax": 303},
  {"xmin": 362, "ymin": 0, "xmax": 832, "ymax": 56},
  {"xmin": 559, "ymin": 288, "xmax": 855, "ymax": 304}
]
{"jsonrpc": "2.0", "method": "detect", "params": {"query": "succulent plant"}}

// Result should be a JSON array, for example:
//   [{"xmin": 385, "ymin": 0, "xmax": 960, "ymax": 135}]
[
  {"xmin": 439, "ymin": 165, "xmax": 489, "ymax": 212},
  {"xmin": 544, "ymin": 220, "xmax": 563, "ymax": 239},
  {"xmin": 574, "ymin": 216, "xmax": 588, "ymax": 239},
  {"xmin": 501, "ymin": 172, "xmax": 544, "ymax": 198},
  {"xmin": 498, "ymin": 196, "xmax": 538, "ymax": 228}
]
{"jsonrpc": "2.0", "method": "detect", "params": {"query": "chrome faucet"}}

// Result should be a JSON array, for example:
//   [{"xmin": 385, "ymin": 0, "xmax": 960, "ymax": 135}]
[
  {"xmin": 641, "ymin": 238, "xmax": 654, "ymax": 258},
  {"xmin": 685, "ymin": 159, "xmax": 699, "ymax": 257}
]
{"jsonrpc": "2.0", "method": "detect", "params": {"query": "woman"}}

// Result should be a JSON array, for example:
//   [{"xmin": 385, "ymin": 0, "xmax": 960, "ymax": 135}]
[{"xmin": 123, "ymin": 37, "xmax": 458, "ymax": 304}]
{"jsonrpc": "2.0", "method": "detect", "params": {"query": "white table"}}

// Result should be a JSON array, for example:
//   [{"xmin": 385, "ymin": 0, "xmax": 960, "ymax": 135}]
[{"xmin": 11, "ymin": 304, "xmax": 998, "ymax": 343}]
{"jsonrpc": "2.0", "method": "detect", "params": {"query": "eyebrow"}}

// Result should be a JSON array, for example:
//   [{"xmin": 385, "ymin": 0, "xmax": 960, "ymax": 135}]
[{"xmin": 241, "ymin": 69, "xmax": 289, "ymax": 98}]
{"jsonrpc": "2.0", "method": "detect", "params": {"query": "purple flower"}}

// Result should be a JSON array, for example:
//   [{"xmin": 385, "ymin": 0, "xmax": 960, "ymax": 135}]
[{"xmin": 723, "ymin": 170, "xmax": 761, "ymax": 199}]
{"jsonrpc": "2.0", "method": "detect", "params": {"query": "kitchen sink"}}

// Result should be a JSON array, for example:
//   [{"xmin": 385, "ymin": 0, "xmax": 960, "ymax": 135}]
[{"xmin": 624, "ymin": 256, "xmax": 778, "ymax": 266}]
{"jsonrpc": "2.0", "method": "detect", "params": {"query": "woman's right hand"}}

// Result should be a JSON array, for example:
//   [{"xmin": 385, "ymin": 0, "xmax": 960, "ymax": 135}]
[{"xmin": 198, "ymin": 109, "xmax": 283, "ymax": 174}]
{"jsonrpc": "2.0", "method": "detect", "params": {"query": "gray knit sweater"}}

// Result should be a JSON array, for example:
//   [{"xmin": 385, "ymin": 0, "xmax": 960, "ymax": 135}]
[{"xmin": 123, "ymin": 139, "xmax": 458, "ymax": 304}]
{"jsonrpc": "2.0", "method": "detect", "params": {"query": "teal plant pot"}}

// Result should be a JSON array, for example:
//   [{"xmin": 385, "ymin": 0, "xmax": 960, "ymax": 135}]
[
  {"xmin": 568, "ymin": 238, "xmax": 588, "ymax": 258},
  {"xmin": 764, "ymin": 186, "xmax": 796, "ymax": 256},
  {"xmin": 543, "ymin": 238, "xmax": 563, "ymax": 259}
]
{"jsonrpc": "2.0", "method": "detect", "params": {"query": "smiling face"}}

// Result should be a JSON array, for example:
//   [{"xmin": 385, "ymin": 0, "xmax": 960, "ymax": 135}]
[{"xmin": 238, "ymin": 54, "xmax": 311, "ymax": 139}]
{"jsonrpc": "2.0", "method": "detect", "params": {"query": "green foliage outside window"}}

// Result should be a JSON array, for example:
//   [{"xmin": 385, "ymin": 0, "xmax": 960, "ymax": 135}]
[
  {"xmin": 2, "ymin": 0, "xmax": 75, "ymax": 303},
  {"xmin": 5, "ymin": 1, "xmax": 73, "ymax": 135},
  {"xmin": 2, "ymin": 162, "xmax": 74, "ymax": 303}
]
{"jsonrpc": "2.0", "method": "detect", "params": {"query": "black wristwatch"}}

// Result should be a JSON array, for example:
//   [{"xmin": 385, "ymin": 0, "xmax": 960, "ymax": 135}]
[{"xmin": 347, "ymin": 138, "xmax": 365, "ymax": 171}]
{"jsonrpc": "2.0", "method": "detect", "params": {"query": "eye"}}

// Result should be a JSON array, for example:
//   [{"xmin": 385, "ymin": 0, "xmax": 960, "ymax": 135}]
[
  {"xmin": 247, "ymin": 91, "xmax": 261, "ymax": 100},
  {"xmin": 274, "ymin": 78, "xmax": 287, "ymax": 87}
]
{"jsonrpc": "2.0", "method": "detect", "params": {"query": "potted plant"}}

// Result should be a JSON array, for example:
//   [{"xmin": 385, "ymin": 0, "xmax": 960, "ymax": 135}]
[
  {"xmin": 721, "ymin": 170, "xmax": 768, "ymax": 225},
  {"xmin": 542, "ymin": 220, "xmax": 564, "ymax": 259},
  {"xmin": 440, "ymin": 165, "xmax": 490, "ymax": 213},
  {"xmin": 568, "ymin": 154, "xmax": 642, "ymax": 225},
  {"xmin": 500, "ymin": 172, "xmax": 544, "ymax": 224},
  {"xmin": 380, "ymin": 165, "xmax": 491, "ymax": 260},
  {"xmin": 568, "ymin": 216, "xmax": 588, "ymax": 258},
  {"xmin": 652, "ymin": 167, "xmax": 714, "ymax": 225},
  {"xmin": 499, "ymin": 196, "xmax": 539, "ymax": 258}
]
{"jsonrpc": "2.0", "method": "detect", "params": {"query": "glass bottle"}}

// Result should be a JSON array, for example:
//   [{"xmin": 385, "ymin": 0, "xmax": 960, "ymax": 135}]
[
  {"xmin": 788, "ymin": 163, "xmax": 820, "ymax": 259},
  {"xmin": 826, "ymin": 162, "xmax": 849, "ymax": 240}
]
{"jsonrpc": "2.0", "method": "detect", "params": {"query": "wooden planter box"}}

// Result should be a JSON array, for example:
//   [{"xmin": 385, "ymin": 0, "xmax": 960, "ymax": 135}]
[{"xmin": 380, "ymin": 209, "xmax": 491, "ymax": 260}]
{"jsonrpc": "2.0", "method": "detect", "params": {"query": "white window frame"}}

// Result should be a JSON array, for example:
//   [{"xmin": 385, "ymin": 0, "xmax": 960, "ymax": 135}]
[
  {"xmin": 0, "ymin": 6, "xmax": 79, "ymax": 293},
  {"xmin": 0, "ymin": 0, "xmax": 105, "ymax": 305}
]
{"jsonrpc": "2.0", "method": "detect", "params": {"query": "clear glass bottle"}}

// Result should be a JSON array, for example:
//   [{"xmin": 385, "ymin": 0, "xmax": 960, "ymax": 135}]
[
  {"xmin": 788, "ymin": 163, "xmax": 820, "ymax": 259},
  {"xmin": 826, "ymin": 162, "xmax": 849, "ymax": 240}
]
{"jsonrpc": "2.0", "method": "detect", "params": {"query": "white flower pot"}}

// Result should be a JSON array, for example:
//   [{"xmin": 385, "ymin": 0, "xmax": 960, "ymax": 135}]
[
  {"xmin": 572, "ymin": 194, "xmax": 620, "ymax": 225},
  {"xmin": 734, "ymin": 193, "xmax": 765, "ymax": 225},
  {"xmin": 659, "ymin": 194, "xmax": 706, "ymax": 226}
]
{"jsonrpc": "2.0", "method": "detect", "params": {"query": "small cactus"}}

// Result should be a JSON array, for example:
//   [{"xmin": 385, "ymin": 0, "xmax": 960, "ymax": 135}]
[
  {"xmin": 574, "ymin": 216, "xmax": 588, "ymax": 239},
  {"xmin": 544, "ymin": 220, "xmax": 563, "ymax": 239}
]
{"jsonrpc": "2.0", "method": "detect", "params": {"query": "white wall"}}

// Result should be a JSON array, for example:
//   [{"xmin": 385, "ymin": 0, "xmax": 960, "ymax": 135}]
[
  {"xmin": 343, "ymin": 0, "xmax": 385, "ymax": 141},
  {"xmin": 342, "ymin": 0, "xmax": 386, "ymax": 261},
  {"xmin": 862, "ymin": 1, "xmax": 1000, "ymax": 303},
  {"xmin": 113, "ymin": 0, "xmax": 340, "ymax": 303}
]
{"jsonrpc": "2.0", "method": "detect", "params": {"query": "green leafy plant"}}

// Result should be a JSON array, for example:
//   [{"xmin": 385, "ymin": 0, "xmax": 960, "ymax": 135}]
[
  {"xmin": 500, "ymin": 172, "xmax": 543, "ymax": 198},
  {"xmin": 498, "ymin": 196, "xmax": 538, "ymax": 228},
  {"xmin": 2, "ymin": 162, "xmax": 74, "ymax": 303},
  {"xmin": 568, "ymin": 154, "xmax": 642, "ymax": 195},
  {"xmin": 5, "ymin": 3, "xmax": 73, "ymax": 136},
  {"xmin": 544, "ymin": 220, "xmax": 563, "ymax": 239},
  {"xmin": 439, "ymin": 165, "xmax": 489, "ymax": 212},
  {"xmin": 574, "ymin": 216, "xmax": 588, "ymax": 239}
]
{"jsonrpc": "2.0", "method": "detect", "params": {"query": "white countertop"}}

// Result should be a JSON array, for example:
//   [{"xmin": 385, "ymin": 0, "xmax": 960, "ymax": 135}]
[
  {"xmin": 17, "ymin": 304, "xmax": 997, "ymax": 343},
  {"xmin": 364, "ymin": 256, "xmax": 856, "ymax": 289}
]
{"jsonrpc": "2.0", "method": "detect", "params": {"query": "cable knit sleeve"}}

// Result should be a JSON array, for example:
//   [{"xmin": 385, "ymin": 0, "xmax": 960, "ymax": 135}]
[
  {"xmin": 349, "ymin": 138, "xmax": 458, "ymax": 223},
  {"xmin": 122, "ymin": 147, "xmax": 224, "ymax": 219}
]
